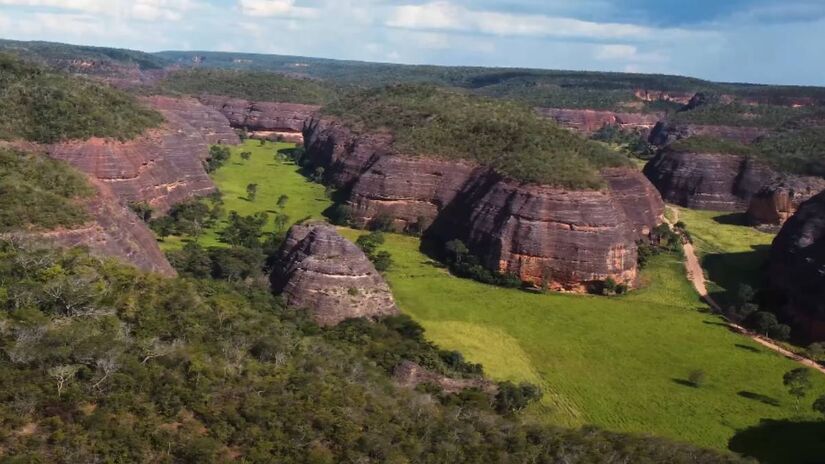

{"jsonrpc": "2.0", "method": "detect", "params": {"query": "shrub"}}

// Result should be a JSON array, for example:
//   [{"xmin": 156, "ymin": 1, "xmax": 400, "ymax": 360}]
[{"xmin": 688, "ymin": 370, "xmax": 706, "ymax": 388}]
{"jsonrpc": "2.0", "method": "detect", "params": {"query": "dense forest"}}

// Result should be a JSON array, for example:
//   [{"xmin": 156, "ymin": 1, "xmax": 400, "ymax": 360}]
[
  {"xmin": 0, "ymin": 54, "xmax": 162, "ymax": 143},
  {"xmin": 0, "ymin": 39, "xmax": 168, "ymax": 71},
  {"xmin": 323, "ymin": 85, "xmax": 630, "ymax": 188},
  {"xmin": 0, "ymin": 240, "xmax": 752, "ymax": 463},
  {"xmin": 158, "ymin": 69, "xmax": 335, "ymax": 105},
  {"xmin": 0, "ymin": 148, "xmax": 91, "ymax": 232}
]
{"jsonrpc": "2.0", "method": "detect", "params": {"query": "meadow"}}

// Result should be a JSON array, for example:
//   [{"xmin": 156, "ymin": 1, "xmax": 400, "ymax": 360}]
[
  {"xmin": 176, "ymin": 140, "xmax": 825, "ymax": 461},
  {"xmin": 160, "ymin": 140, "xmax": 330, "ymax": 250}
]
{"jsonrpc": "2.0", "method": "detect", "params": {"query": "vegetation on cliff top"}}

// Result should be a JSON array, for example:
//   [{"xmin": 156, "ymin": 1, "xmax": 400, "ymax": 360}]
[
  {"xmin": 159, "ymin": 68, "xmax": 334, "ymax": 104},
  {"xmin": 671, "ymin": 101, "xmax": 812, "ymax": 128},
  {"xmin": 0, "ymin": 148, "xmax": 91, "ymax": 232},
  {"xmin": 323, "ymin": 85, "xmax": 631, "ymax": 188},
  {"xmin": 0, "ymin": 54, "xmax": 162, "ymax": 143}
]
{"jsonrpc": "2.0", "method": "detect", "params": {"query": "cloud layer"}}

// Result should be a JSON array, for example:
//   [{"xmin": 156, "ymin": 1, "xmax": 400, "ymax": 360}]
[{"xmin": 0, "ymin": 0, "xmax": 822, "ymax": 85}]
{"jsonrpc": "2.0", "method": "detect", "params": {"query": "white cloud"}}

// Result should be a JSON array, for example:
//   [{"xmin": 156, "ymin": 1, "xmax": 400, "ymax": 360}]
[
  {"xmin": 238, "ymin": 0, "xmax": 317, "ymax": 18},
  {"xmin": 0, "ymin": 0, "xmax": 195, "ymax": 21},
  {"xmin": 386, "ymin": 1, "xmax": 704, "ymax": 41}
]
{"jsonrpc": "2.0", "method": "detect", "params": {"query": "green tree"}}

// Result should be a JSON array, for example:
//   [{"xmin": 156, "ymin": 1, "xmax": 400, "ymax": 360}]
[
  {"xmin": 129, "ymin": 202, "xmax": 153, "ymax": 222},
  {"xmin": 274, "ymin": 212, "xmax": 290, "ymax": 233},
  {"xmin": 240, "ymin": 151, "xmax": 252, "ymax": 161},
  {"xmin": 783, "ymin": 368, "xmax": 813, "ymax": 411},
  {"xmin": 246, "ymin": 183, "xmax": 258, "ymax": 201},
  {"xmin": 688, "ymin": 370, "xmax": 706, "ymax": 388},
  {"xmin": 752, "ymin": 311, "xmax": 779, "ymax": 336},
  {"xmin": 372, "ymin": 251, "xmax": 393, "ymax": 272},
  {"xmin": 813, "ymin": 394, "xmax": 825, "ymax": 419},
  {"xmin": 277, "ymin": 194, "xmax": 289, "ymax": 210}
]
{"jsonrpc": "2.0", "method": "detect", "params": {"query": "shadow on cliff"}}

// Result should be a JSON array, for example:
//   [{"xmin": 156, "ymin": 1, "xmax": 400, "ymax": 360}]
[
  {"xmin": 703, "ymin": 245, "xmax": 770, "ymax": 308},
  {"xmin": 728, "ymin": 419, "xmax": 825, "ymax": 464}
]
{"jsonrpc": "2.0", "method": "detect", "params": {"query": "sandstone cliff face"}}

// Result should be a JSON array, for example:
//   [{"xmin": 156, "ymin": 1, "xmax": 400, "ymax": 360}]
[
  {"xmin": 648, "ymin": 121, "xmax": 770, "ymax": 147},
  {"xmin": 304, "ymin": 119, "xmax": 665, "ymax": 291},
  {"xmin": 643, "ymin": 149, "xmax": 777, "ymax": 211},
  {"xmin": 535, "ymin": 108, "xmax": 663, "ymax": 135},
  {"xmin": 46, "ymin": 97, "xmax": 227, "ymax": 213},
  {"xmin": 39, "ymin": 180, "xmax": 176, "ymax": 276},
  {"xmin": 633, "ymin": 89, "xmax": 694, "ymax": 105},
  {"xmin": 748, "ymin": 177, "xmax": 825, "ymax": 228},
  {"xmin": 200, "ymin": 95, "xmax": 320, "ymax": 142},
  {"xmin": 769, "ymin": 190, "xmax": 825, "ymax": 341},
  {"xmin": 144, "ymin": 96, "xmax": 240, "ymax": 145},
  {"xmin": 272, "ymin": 223, "xmax": 398, "ymax": 326}
]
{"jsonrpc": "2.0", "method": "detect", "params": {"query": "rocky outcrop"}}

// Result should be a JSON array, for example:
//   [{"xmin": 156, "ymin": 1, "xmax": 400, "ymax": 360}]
[
  {"xmin": 769, "ymin": 190, "xmax": 825, "ymax": 341},
  {"xmin": 633, "ymin": 89, "xmax": 694, "ymax": 105},
  {"xmin": 271, "ymin": 222, "xmax": 398, "ymax": 326},
  {"xmin": 648, "ymin": 121, "xmax": 770, "ymax": 147},
  {"xmin": 748, "ymin": 177, "xmax": 825, "ymax": 228},
  {"xmin": 39, "ymin": 180, "xmax": 175, "ymax": 276},
  {"xmin": 143, "ymin": 96, "xmax": 240, "ymax": 145},
  {"xmin": 643, "ymin": 149, "xmax": 777, "ymax": 211},
  {"xmin": 393, "ymin": 361, "xmax": 496, "ymax": 394},
  {"xmin": 535, "ymin": 108, "xmax": 663, "ymax": 135},
  {"xmin": 199, "ymin": 95, "xmax": 320, "ymax": 142},
  {"xmin": 46, "ymin": 97, "xmax": 228, "ymax": 213},
  {"xmin": 304, "ymin": 119, "xmax": 665, "ymax": 291}
]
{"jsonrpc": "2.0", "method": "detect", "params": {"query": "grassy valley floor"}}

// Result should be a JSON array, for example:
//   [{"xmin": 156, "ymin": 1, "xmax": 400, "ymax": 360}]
[{"xmin": 165, "ymin": 141, "xmax": 825, "ymax": 460}]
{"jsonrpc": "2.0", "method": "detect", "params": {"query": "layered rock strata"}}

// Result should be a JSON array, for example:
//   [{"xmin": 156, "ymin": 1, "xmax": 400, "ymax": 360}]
[
  {"xmin": 643, "ymin": 149, "xmax": 776, "ymax": 211},
  {"xmin": 769, "ymin": 190, "xmax": 825, "ymax": 341},
  {"xmin": 46, "ymin": 97, "xmax": 229, "ymax": 212},
  {"xmin": 748, "ymin": 177, "xmax": 825, "ymax": 228},
  {"xmin": 271, "ymin": 222, "xmax": 399, "ymax": 326},
  {"xmin": 648, "ymin": 121, "xmax": 770, "ymax": 147},
  {"xmin": 536, "ymin": 108, "xmax": 663, "ymax": 135},
  {"xmin": 38, "ymin": 180, "xmax": 176, "ymax": 276},
  {"xmin": 304, "ymin": 119, "xmax": 665, "ymax": 291},
  {"xmin": 199, "ymin": 95, "xmax": 320, "ymax": 142}
]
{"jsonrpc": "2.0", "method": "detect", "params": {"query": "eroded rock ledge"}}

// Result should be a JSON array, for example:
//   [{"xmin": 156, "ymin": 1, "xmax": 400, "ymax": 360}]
[
  {"xmin": 536, "ymin": 108, "xmax": 663, "ymax": 136},
  {"xmin": 271, "ymin": 222, "xmax": 398, "ymax": 326},
  {"xmin": 769, "ymin": 190, "xmax": 825, "ymax": 341},
  {"xmin": 303, "ymin": 119, "xmax": 665, "ymax": 292},
  {"xmin": 199, "ymin": 95, "xmax": 320, "ymax": 143}
]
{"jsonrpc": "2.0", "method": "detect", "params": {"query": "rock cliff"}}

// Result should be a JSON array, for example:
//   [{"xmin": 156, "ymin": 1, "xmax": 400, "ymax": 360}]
[
  {"xmin": 769, "ymin": 190, "xmax": 825, "ymax": 341},
  {"xmin": 747, "ymin": 176, "xmax": 825, "ymax": 228},
  {"xmin": 304, "ymin": 119, "xmax": 665, "ymax": 291},
  {"xmin": 643, "ymin": 149, "xmax": 776, "ymax": 211},
  {"xmin": 536, "ymin": 108, "xmax": 663, "ymax": 135},
  {"xmin": 39, "ymin": 179, "xmax": 176, "ymax": 276},
  {"xmin": 46, "ymin": 97, "xmax": 229, "ymax": 212},
  {"xmin": 271, "ymin": 222, "xmax": 399, "ymax": 326},
  {"xmin": 648, "ymin": 121, "xmax": 770, "ymax": 147},
  {"xmin": 199, "ymin": 95, "xmax": 320, "ymax": 143}
]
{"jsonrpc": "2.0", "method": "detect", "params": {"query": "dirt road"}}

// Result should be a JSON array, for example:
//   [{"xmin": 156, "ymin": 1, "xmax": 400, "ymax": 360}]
[{"xmin": 665, "ymin": 208, "xmax": 825, "ymax": 375}]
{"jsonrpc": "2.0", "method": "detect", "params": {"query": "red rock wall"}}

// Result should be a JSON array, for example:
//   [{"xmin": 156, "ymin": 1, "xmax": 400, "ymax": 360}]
[
  {"xmin": 535, "ymin": 108, "xmax": 663, "ymax": 135},
  {"xmin": 304, "ymin": 119, "xmax": 665, "ymax": 291},
  {"xmin": 649, "ymin": 121, "xmax": 770, "ymax": 147},
  {"xmin": 46, "ymin": 97, "xmax": 229, "ymax": 213},
  {"xmin": 200, "ymin": 95, "xmax": 320, "ymax": 141},
  {"xmin": 747, "ymin": 177, "xmax": 825, "ymax": 228}
]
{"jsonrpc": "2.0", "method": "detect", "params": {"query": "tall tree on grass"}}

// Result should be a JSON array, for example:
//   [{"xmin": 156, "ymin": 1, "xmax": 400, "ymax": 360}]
[
  {"xmin": 783, "ymin": 368, "xmax": 813, "ymax": 411},
  {"xmin": 246, "ymin": 183, "xmax": 258, "ymax": 202},
  {"xmin": 277, "ymin": 194, "xmax": 289, "ymax": 210},
  {"xmin": 240, "ymin": 151, "xmax": 252, "ymax": 161}
]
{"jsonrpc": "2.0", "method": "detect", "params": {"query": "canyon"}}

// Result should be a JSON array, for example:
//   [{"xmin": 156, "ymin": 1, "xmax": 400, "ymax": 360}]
[
  {"xmin": 303, "ymin": 118, "xmax": 665, "ymax": 292},
  {"xmin": 199, "ymin": 95, "xmax": 320, "ymax": 143}
]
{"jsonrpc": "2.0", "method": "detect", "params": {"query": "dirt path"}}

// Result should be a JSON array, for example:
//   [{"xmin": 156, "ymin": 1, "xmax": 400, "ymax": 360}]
[{"xmin": 665, "ymin": 207, "xmax": 825, "ymax": 375}]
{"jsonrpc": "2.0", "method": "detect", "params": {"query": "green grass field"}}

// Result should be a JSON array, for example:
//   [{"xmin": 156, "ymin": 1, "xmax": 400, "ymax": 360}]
[
  {"xmin": 675, "ymin": 208, "xmax": 775, "ymax": 307},
  {"xmin": 160, "ymin": 140, "xmax": 330, "ymax": 251},
  {"xmin": 171, "ymin": 143, "xmax": 825, "ymax": 460}
]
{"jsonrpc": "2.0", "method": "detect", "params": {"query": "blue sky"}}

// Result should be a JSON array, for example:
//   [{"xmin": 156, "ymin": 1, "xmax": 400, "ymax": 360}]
[{"xmin": 0, "ymin": 0, "xmax": 823, "ymax": 85}]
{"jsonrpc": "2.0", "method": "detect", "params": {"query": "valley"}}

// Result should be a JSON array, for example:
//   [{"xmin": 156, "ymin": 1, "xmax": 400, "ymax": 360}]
[{"xmin": 190, "ymin": 139, "xmax": 824, "ymax": 458}]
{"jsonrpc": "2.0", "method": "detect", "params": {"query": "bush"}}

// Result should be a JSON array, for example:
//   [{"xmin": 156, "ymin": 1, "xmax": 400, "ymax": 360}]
[
  {"xmin": 688, "ymin": 370, "xmax": 706, "ymax": 388},
  {"xmin": 494, "ymin": 382, "xmax": 542, "ymax": 415}
]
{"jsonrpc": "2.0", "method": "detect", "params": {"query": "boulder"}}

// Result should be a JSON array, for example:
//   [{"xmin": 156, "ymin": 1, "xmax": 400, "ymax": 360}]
[
  {"xmin": 271, "ymin": 222, "xmax": 398, "ymax": 326},
  {"xmin": 748, "ymin": 176, "xmax": 825, "ymax": 229},
  {"xmin": 769, "ymin": 190, "xmax": 825, "ymax": 341},
  {"xmin": 304, "ymin": 119, "xmax": 664, "ymax": 291},
  {"xmin": 643, "ymin": 149, "xmax": 777, "ymax": 211}
]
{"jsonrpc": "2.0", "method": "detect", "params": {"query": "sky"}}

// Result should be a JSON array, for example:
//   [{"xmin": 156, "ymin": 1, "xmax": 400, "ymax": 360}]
[{"xmin": 0, "ymin": 0, "xmax": 824, "ymax": 86}]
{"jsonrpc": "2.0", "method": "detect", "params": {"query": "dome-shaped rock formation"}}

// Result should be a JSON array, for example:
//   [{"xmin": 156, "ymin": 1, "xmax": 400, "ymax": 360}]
[
  {"xmin": 769, "ymin": 190, "xmax": 825, "ymax": 341},
  {"xmin": 304, "ymin": 118, "xmax": 664, "ymax": 291},
  {"xmin": 748, "ymin": 176, "xmax": 825, "ymax": 229},
  {"xmin": 271, "ymin": 223, "xmax": 398, "ymax": 326}
]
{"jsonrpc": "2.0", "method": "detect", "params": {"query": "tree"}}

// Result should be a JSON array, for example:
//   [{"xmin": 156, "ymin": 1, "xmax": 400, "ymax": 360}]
[
  {"xmin": 783, "ymin": 368, "xmax": 813, "ymax": 411},
  {"xmin": 205, "ymin": 145, "xmax": 231, "ymax": 172},
  {"xmin": 129, "ymin": 202, "xmax": 153, "ymax": 222},
  {"xmin": 313, "ymin": 166, "xmax": 325, "ymax": 183},
  {"xmin": 328, "ymin": 204, "xmax": 353, "ymax": 226},
  {"xmin": 48, "ymin": 364, "xmax": 80, "ymax": 397},
  {"xmin": 445, "ymin": 239, "xmax": 469, "ymax": 264},
  {"xmin": 240, "ymin": 151, "xmax": 252, "ymax": 161},
  {"xmin": 602, "ymin": 278, "xmax": 618, "ymax": 296},
  {"xmin": 274, "ymin": 212, "xmax": 290, "ymax": 233},
  {"xmin": 355, "ymin": 231, "xmax": 385, "ymax": 256},
  {"xmin": 277, "ymin": 194, "xmax": 289, "ymax": 210},
  {"xmin": 150, "ymin": 216, "xmax": 174, "ymax": 241},
  {"xmin": 768, "ymin": 324, "xmax": 792, "ymax": 341},
  {"xmin": 813, "ymin": 394, "xmax": 825, "ymax": 419},
  {"xmin": 372, "ymin": 251, "xmax": 393, "ymax": 272},
  {"xmin": 688, "ymin": 369, "xmax": 706, "ymax": 388},
  {"xmin": 246, "ymin": 183, "xmax": 258, "ymax": 201},
  {"xmin": 752, "ymin": 311, "xmax": 779, "ymax": 336}
]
